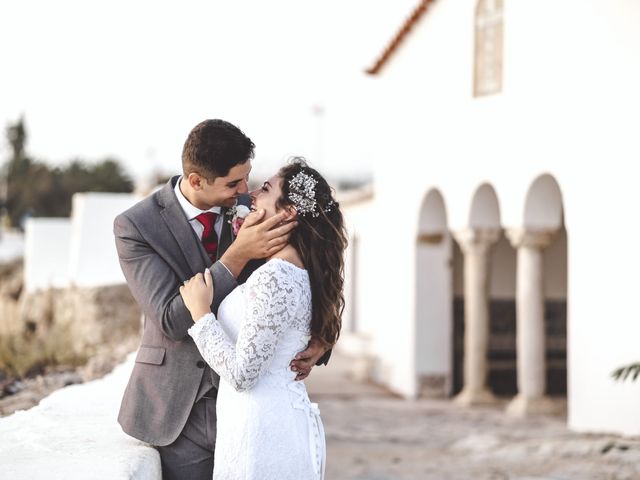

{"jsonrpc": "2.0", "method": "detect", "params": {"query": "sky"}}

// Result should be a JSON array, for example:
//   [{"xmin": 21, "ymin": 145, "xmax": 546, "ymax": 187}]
[{"xmin": 0, "ymin": 0, "xmax": 416, "ymax": 184}]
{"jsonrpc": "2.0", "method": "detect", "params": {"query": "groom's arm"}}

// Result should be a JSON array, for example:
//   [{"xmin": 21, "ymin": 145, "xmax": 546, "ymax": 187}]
[{"xmin": 114, "ymin": 213, "xmax": 236, "ymax": 341}]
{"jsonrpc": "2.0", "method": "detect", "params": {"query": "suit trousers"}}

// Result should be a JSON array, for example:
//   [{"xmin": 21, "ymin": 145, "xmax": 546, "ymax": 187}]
[{"xmin": 157, "ymin": 391, "xmax": 217, "ymax": 480}]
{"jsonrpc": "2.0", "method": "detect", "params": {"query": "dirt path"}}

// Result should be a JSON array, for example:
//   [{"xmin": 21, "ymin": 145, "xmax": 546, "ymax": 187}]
[{"xmin": 305, "ymin": 353, "xmax": 640, "ymax": 480}]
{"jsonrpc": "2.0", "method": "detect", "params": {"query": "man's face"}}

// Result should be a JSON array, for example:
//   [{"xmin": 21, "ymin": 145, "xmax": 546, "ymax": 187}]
[{"xmin": 196, "ymin": 161, "xmax": 252, "ymax": 209}]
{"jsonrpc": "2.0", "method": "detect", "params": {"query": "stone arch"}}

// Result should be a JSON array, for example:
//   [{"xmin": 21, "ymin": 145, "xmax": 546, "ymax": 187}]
[
  {"xmin": 418, "ymin": 188, "xmax": 447, "ymax": 240},
  {"xmin": 523, "ymin": 173, "xmax": 564, "ymax": 230},
  {"xmin": 453, "ymin": 183, "xmax": 518, "ymax": 401},
  {"xmin": 469, "ymin": 182, "xmax": 501, "ymax": 230},
  {"xmin": 506, "ymin": 174, "xmax": 567, "ymax": 415},
  {"xmin": 415, "ymin": 188, "xmax": 453, "ymax": 397}
]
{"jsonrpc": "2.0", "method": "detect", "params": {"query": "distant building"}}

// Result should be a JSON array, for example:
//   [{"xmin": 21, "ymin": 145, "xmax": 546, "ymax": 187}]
[
  {"xmin": 334, "ymin": 0, "xmax": 640, "ymax": 436},
  {"xmin": 0, "ymin": 229, "xmax": 24, "ymax": 264}
]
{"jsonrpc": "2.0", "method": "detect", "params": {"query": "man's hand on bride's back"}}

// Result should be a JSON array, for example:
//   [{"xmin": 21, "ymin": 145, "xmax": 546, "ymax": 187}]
[
  {"xmin": 220, "ymin": 210, "xmax": 297, "ymax": 277},
  {"xmin": 290, "ymin": 337, "xmax": 329, "ymax": 381}
]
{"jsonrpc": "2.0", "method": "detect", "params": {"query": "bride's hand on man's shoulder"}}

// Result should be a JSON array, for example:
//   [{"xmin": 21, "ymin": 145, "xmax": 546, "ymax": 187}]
[{"xmin": 179, "ymin": 268, "xmax": 215, "ymax": 322}]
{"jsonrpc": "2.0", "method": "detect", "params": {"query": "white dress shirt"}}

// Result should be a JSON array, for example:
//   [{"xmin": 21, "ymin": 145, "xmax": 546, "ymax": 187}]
[{"xmin": 174, "ymin": 177, "xmax": 224, "ymax": 240}]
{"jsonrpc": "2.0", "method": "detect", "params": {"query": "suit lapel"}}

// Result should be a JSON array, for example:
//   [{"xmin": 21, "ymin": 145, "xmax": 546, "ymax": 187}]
[{"xmin": 158, "ymin": 177, "xmax": 209, "ymax": 275}]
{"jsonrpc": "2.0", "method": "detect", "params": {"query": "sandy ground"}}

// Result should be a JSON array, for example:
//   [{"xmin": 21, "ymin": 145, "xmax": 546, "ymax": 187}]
[{"xmin": 305, "ymin": 353, "xmax": 640, "ymax": 480}]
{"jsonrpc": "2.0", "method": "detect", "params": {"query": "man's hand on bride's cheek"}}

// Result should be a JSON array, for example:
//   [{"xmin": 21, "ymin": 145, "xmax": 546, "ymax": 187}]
[
  {"xmin": 179, "ymin": 269, "xmax": 215, "ymax": 321},
  {"xmin": 234, "ymin": 210, "xmax": 298, "ymax": 260},
  {"xmin": 290, "ymin": 337, "xmax": 328, "ymax": 381}
]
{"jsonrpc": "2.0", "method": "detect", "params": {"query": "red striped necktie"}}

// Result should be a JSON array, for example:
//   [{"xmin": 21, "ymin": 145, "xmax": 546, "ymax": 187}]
[{"xmin": 195, "ymin": 212, "xmax": 218, "ymax": 261}]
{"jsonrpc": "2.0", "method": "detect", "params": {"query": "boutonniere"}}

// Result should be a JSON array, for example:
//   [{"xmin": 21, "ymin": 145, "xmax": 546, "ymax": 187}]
[{"xmin": 226, "ymin": 204, "xmax": 251, "ymax": 236}]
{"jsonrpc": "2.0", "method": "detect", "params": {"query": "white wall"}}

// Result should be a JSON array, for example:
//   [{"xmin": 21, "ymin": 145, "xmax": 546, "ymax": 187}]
[
  {"xmin": 68, "ymin": 193, "xmax": 141, "ymax": 288},
  {"xmin": 24, "ymin": 218, "xmax": 71, "ymax": 292},
  {"xmin": 0, "ymin": 355, "xmax": 160, "ymax": 479},
  {"xmin": 331, "ymin": 0, "xmax": 640, "ymax": 433},
  {"xmin": 0, "ymin": 230, "xmax": 24, "ymax": 264},
  {"xmin": 415, "ymin": 236, "xmax": 452, "ymax": 380},
  {"xmin": 340, "ymin": 194, "xmax": 377, "ymax": 349},
  {"xmin": 340, "ymin": 192, "xmax": 420, "ymax": 397}
]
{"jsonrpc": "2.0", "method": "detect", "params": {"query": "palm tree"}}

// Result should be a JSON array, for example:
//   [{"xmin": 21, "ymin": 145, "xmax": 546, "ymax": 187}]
[{"xmin": 612, "ymin": 363, "xmax": 640, "ymax": 382}]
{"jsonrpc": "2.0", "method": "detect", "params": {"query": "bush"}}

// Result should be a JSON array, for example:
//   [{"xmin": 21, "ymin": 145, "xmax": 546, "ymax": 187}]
[{"xmin": 0, "ymin": 324, "xmax": 87, "ymax": 379}]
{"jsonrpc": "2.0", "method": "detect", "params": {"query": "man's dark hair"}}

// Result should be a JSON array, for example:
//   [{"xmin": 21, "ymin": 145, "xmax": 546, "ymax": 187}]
[{"xmin": 182, "ymin": 119, "xmax": 255, "ymax": 180}]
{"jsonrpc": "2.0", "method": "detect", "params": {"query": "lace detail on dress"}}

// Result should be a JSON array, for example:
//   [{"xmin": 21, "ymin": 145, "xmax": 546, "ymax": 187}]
[
  {"xmin": 188, "ymin": 259, "xmax": 322, "ymax": 479},
  {"xmin": 188, "ymin": 259, "xmax": 310, "ymax": 392}
]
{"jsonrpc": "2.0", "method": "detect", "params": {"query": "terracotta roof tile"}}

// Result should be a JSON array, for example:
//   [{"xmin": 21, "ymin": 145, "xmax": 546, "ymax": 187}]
[{"xmin": 365, "ymin": 0, "xmax": 435, "ymax": 76}]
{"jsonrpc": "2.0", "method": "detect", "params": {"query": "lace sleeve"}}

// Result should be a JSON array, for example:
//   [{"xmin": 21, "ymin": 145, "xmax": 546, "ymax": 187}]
[{"xmin": 188, "ymin": 262, "xmax": 300, "ymax": 392}]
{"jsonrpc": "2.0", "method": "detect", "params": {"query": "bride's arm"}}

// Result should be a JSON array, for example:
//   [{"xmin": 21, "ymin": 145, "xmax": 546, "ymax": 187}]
[{"xmin": 186, "ymin": 264, "xmax": 299, "ymax": 392}]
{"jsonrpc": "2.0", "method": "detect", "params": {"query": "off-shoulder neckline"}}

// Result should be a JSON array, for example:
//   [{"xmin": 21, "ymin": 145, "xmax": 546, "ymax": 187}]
[{"xmin": 267, "ymin": 257, "xmax": 307, "ymax": 273}]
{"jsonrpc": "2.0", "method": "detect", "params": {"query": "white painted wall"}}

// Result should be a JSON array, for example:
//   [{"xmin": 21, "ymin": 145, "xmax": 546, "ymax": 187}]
[
  {"xmin": 0, "ymin": 230, "xmax": 24, "ymax": 264},
  {"xmin": 415, "ymin": 236, "xmax": 452, "ymax": 379},
  {"xmin": 0, "ymin": 355, "xmax": 160, "ymax": 479},
  {"xmin": 339, "ymin": 193, "xmax": 377, "ymax": 355},
  {"xmin": 334, "ymin": 0, "xmax": 640, "ymax": 434},
  {"xmin": 68, "ymin": 193, "xmax": 141, "ymax": 288},
  {"xmin": 24, "ymin": 218, "xmax": 71, "ymax": 292}
]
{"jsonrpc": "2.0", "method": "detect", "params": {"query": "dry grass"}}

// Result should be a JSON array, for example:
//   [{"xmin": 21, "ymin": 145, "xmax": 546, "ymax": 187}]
[{"xmin": 0, "ymin": 323, "xmax": 87, "ymax": 379}]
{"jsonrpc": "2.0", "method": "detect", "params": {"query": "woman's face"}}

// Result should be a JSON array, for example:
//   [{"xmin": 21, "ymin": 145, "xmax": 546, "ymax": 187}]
[{"xmin": 250, "ymin": 174, "xmax": 285, "ymax": 219}]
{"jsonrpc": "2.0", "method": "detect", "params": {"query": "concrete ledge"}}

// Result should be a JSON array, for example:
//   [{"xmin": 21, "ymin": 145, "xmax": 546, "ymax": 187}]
[{"xmin": 0, "ymin": 354, "xmax": 160, "ymax": 479}]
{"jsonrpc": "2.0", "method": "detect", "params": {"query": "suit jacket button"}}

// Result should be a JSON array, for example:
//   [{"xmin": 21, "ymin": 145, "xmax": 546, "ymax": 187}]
[{"xmin": 197, "ymin": 361, "xmax": 205, "ymax": 368}]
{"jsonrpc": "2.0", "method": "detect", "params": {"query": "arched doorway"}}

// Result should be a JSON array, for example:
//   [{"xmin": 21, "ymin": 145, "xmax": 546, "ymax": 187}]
[
  {"xmin": 522, "ymin": 174, "xmax": 567, "ymax": 397},
  {"xmin": 415, "ymin": 189, "xmax": 452, "ymax": 397},
  {"xmin": 452, "ymin": 183, "xmax": 512, "ymax": 402},
  {"xmin": 506, "ymin": 173, "xmax": 567, "ymax": 415}
]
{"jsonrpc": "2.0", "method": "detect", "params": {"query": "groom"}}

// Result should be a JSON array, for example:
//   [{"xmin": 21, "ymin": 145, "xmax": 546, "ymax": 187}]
[{"xmin": 114, "ymin": 119, "xmax": 329, "ymax": 480}]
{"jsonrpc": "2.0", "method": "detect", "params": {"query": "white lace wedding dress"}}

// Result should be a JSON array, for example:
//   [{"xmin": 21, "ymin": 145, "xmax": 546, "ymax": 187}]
[{"xmin": 188, "ymin": 258, "xmax": 325, "ymax": 480}]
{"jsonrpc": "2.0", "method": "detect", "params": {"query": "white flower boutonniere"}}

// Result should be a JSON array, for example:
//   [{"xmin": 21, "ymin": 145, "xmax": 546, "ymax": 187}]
[{"xmin": 226, "ymin": 204, "xmax": 251, "ymax": 236}]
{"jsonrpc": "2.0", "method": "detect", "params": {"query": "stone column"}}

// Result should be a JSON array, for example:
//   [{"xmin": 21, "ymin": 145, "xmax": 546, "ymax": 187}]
[
  {"xmin": 453, "ymin": 228, "xmax": 501, "ymax": 406},
  {"xmin": 506, "ymin": 228, "xmax": 557, "ymax": 416}
]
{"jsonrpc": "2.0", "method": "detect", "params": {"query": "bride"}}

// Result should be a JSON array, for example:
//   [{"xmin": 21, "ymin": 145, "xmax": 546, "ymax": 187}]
[{"xmin": 179, "ymin": 159, "xmax": 347, "ymax": 480}]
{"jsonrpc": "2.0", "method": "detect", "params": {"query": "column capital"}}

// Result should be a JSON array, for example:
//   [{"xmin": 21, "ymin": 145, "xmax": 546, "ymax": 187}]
[
  {"xmin": 453, "ymin": 228, "xmax": 501, "ymax": 254},
  {"xmin": 506, "ymin": 228, "xmax": 555, "ymax": 250}
]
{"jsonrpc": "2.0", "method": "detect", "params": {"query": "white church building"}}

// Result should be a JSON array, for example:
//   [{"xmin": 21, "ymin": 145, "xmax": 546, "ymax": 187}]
[{"xmin": 331, "ymin": 0, "xmax": 640, "ymax": 436}]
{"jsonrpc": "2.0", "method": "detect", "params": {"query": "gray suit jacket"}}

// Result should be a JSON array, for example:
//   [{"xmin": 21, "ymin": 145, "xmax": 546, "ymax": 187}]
[{"xmin": 114, "ymin": 176, "xmax": 252, "ymax": 446}]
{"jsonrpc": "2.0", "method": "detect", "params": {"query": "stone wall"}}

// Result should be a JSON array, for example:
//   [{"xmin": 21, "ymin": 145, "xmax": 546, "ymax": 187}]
[
  {"xmin": 21, "ymin": 284, "xmax": 142, "ymax": 354},
  {"xmin": 1, "ymin": 258, "xmax": 141, "ymax": 382}
]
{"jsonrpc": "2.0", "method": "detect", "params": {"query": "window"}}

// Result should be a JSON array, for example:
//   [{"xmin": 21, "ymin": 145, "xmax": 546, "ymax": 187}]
[{"xmin": 474, "ymin": 0, "xmax": 503, "ymax": 97}]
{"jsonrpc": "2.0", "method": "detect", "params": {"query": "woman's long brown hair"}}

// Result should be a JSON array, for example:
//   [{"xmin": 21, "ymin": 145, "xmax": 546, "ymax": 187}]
[{"xmin": 276, "ymin": 158, "xmax": 348, "ymax": 347}]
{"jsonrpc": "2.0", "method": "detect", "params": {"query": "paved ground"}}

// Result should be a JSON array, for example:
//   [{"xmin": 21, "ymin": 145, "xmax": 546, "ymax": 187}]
[{"xmin": 305, "ymin": 354, "xmax": 640, "ymax": 480}]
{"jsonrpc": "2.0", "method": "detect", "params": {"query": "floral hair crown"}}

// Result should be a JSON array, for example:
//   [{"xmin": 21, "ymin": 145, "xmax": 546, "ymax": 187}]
[{"xmin": 288, "ymin": 170, "xmax": 335, "ymax": 218}]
